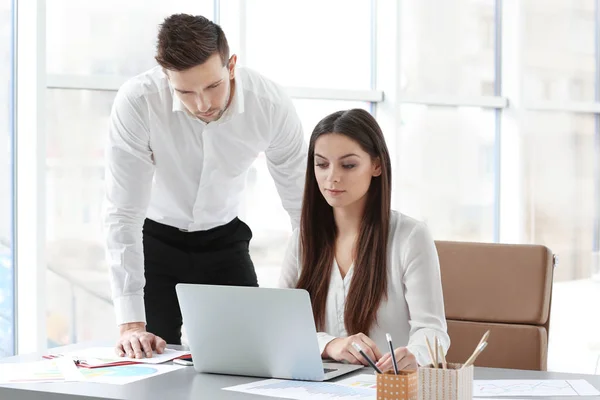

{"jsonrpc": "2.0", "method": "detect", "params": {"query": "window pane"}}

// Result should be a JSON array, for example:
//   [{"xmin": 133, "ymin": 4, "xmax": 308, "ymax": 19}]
[
  {"xmin": 397, "ymin": 105, "xmax": 495, "ymax": 241},
  {"xmin": 523, "ymin": 112, "xmax": 596, "ymax": 281},
  {"xmin": 522, "ymin": 0, "xmax": 596, "ymax": 102},
  {"xmin": 0, "ymin": 0, "xmax": 13, "ymax": 357},
  {"xmin": 46, "ymin": 89, "xmax": 115, "ymax": 346},
  {"xmin": 400, "ymin": 0, "xmax": 496, "ymax": 96},
  {"xmin": 221, "ymin": 0, "xmax": 372, "ymax": 89},
  {"xmin": 246, "ymin": 100, "xmax": 371, "ymax": 288},
  {"xmin": 523, "ymin": 113, "xmax": 600, "ymax": 374},
  {"xmin": 46, "ymin": 1, "xmax": 213, "ymax": 76}
]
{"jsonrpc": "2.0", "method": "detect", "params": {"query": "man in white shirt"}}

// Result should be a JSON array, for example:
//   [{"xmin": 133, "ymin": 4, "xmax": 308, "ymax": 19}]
[{"xmin": 104, "ymin": 14, "xmax": 307, "ymax": 358}]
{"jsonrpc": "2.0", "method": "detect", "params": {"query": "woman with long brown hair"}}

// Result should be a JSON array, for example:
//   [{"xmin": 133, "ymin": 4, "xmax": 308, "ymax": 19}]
[{"xmin": 279, "ymin": 109, "xmax": 449, "ymax": 371}]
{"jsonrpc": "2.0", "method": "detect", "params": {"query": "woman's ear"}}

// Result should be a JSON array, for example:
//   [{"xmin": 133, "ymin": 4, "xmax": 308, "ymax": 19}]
[{"xmin": 372, "ymin": 158, "xmax": 382, "ymax": 177}]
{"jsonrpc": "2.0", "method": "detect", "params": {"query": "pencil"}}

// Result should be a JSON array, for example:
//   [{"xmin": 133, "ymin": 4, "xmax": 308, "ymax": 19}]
[
  {"xmin": 438, "ymin": 343, "xmax": 447, "ymax": 369},
  {"xmin": 434, "ymin": 336, "xmax": 439, "ymax": 367},
  {"xmin": 425, "ymin": 337, "xmax": 437, "ymax": 368},
  {"xmin": 478, "ymin": 330, "xmax": 491, "ymax": 348},
  {"xmin": 463, "ymin": 342, "xmax": 488, "ymax": 368}
]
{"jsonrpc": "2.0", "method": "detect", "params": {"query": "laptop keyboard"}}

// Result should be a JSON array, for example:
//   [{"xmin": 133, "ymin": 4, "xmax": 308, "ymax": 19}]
[{"xmin": 323, "ymin": 368, "xmax": 337, "ymax": 374}]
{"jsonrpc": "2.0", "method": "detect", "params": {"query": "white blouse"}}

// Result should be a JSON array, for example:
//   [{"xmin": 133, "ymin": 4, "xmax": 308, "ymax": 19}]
[{"xmin": 279, "ymin": 211, "xmax": 450, "ymax": 366}]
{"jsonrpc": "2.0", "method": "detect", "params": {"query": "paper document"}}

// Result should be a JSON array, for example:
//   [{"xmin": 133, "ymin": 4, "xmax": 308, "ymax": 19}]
[
  {"xmin": 333, "ymin": 373, "xmax": 377, "ymax": 389},
  {"xmin": 78, "ymin": 363, "xmax": 184, "ymax": 385},
  {"xmin": 44, "ymin": 346, "xmax": 190, "ymax": 368},
  {"xmin": 0, "ymin": 359, "xmax": 85, "ymax": 384},
  {"xmin": 223, "ymin": 378, "xmax": 375, "ymax": 399},
  {"xmin": 0, "ymin": 359, "xmax": 184, "ymax": 385},
  {"xmin": 474, "ymin": 380, "xmax": 600, "ymax": 397}
]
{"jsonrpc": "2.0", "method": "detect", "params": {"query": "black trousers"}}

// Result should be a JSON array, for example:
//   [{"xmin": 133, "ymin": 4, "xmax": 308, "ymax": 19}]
[{"xmin": 142, "ymin": 217, "xmax": 258, "ymax": 345}]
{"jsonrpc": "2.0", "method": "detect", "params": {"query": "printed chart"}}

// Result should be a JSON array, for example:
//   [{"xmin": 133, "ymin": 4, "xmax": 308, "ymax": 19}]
[
  {"xmin": 224, "ymin": 378, "xmax": 376, "ymax": 399},
  {"xmin": 474, "ymin": 380, "xmax": 600, "ymax": 397}
]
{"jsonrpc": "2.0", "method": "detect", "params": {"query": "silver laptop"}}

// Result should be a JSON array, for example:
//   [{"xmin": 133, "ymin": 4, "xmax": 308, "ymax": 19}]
[{"xmin": 175, "ymin": 283, "xmax": 363, "ymax": 381}]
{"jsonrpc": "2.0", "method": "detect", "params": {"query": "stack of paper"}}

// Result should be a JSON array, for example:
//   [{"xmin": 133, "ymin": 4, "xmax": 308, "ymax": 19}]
[
  {"xmin": 43, "ymin": 346, "xmax": 190, "ymax": 368},
  {"xmin": 0, "ymin": 358, "xmax": 184, "ymax": 385}
]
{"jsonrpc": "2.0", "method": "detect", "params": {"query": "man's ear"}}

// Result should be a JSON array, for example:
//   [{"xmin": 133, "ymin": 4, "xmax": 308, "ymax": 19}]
[{"xmin": 228, "ymin": 54, "xmax": 238, "ymax": 80}]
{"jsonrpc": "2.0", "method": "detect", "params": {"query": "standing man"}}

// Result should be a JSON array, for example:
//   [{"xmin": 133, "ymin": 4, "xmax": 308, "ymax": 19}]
[{"xmin": 104, "ymin": 14, "xmax": 306, "ymax": 358}]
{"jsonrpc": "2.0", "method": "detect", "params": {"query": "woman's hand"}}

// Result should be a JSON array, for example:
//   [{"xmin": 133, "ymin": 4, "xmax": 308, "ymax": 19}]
[
  {"xmin": 376, "ymin": 347, "xmax": 418, "ymax": 372},
  {"xmin": 323, "ymin": 333, "xmax": 383, "ymax": 366}
]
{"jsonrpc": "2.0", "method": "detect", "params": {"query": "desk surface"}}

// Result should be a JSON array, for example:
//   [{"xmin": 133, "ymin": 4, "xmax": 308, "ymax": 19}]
[{"xmin": 1, "ymin": 342, "xmax": 600, "ymax": 400}]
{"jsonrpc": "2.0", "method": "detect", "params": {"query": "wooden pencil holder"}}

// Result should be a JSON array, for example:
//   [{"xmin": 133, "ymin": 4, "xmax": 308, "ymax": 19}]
[
  {"xmin": 418, "ymin": 363, "xmax": 473, "ymax": 400},
  {"xmin": 376, "ymin": 369, "xmax": 419, "ymax": 400}
]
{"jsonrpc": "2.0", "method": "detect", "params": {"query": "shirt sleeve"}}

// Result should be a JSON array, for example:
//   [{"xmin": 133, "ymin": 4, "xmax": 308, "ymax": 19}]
[
  {"xmin": 401, "ymin": 222, "xmax": 451, "ymax": 366},
  {"xmin": 278, "ymin": 229, "xmax": 337, "ymax": 356},
  {"xmin": 264, "ymin": 95, "xmax": 307, "ymax": 230},
  {"xmin": 103, "ymin": 83, "xmax": 155, "ymax": 326}
]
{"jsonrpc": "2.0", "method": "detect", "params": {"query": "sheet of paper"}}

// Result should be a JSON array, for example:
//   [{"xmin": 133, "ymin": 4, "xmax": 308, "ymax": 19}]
[
  {"xmin": 223, "ymin": 378, "xmax": 375, "ymax": 400},
  {"xmin": 333, "ymin": 373, "xmax": 377, "ymax": 389},
  {"xmin": 474, "ymin": 379, "xmax": 600, "ymax": 397},
  {"xmin": 0, "ymin": 359, "xmax": 85, "ymax": 384},
  {"xmin": 51, "ymin": 346, "xmax": 190, "ymax": 367},
  {"xmin": 78, "ymin": 363, "xmax": 184, "ymax": 385}
]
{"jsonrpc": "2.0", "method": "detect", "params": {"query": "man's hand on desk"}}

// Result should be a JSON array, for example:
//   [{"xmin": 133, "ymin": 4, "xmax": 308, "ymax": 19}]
[{"xmin": 116, "ymin": 322, "xmax": 167, "ymax": 359}]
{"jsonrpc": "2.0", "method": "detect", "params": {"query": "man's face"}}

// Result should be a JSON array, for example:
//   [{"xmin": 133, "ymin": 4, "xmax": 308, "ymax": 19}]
[{"xmin": 167, "ymin": 53, "xmax": 236, "ymax": 123}]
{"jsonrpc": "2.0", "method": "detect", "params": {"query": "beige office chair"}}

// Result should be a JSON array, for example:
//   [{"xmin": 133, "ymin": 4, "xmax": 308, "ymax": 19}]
[{"xmin": 435, "ymin": 241, "xmax": 556, "ymax": 371}]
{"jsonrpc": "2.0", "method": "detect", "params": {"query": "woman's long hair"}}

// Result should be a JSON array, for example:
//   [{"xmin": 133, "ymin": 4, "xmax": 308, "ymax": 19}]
[{"xmin": 296, "ymin": 109, "xmax": 392, "ymax": 334}]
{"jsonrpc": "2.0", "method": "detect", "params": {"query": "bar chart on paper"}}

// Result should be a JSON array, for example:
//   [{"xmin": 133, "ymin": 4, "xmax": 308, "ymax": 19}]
[
  {"xmin": 223, "ymin": 378, "xmax": 376, "ymax": 399},
  {"xmin": 334, "ymin": 374, "xmax": 377, "ymax": 389},
  {"xmin": 474, "ymin": 380, "xmax": 600, "ymax": 397}
]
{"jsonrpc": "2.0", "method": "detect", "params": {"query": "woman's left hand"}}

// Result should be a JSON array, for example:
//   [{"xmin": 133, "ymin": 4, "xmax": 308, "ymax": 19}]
[{"xmin": 376, "ymin": 347, "xmax": 418, "ymax": 372}]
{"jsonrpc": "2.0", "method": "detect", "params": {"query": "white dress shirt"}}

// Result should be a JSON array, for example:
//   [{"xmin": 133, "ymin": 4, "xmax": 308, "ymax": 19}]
[
  {"xmin": 104, "ymin": 66, "xmax": 307, "ymax": 325},
  {"xmin": 279, "ymin": 211, "xmax": 450, "ymax": 366}
]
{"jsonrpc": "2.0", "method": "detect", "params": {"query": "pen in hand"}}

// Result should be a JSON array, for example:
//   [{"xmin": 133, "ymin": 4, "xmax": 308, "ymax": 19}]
[
  {"xmin": 386, "ymin": 333, "xmax": 399, "ymax": 374},
  {"xmin": 352, "ymin": 342, "xmax": 383, "ymax": 374}
]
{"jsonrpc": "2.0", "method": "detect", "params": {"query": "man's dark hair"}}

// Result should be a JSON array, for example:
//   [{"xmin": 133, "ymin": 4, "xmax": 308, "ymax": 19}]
[{"xmin": 155, "ymin": 14, "xmax": 230, "ymax": 71}]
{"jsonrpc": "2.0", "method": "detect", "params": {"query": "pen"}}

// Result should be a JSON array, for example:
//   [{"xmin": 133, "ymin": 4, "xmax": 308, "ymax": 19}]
[
  {"xmin": 352, "ymin": 342, "xmax": 383, "ymax": 374},
  {"xmin": 386, "ymin": 333, "xmax": 399, "ymax": 375}
]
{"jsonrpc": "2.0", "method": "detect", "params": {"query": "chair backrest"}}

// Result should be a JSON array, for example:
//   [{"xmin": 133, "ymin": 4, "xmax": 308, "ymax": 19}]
[{"xmin": 435, "ymin": 241, "xmax": 555, "ymax": 371}]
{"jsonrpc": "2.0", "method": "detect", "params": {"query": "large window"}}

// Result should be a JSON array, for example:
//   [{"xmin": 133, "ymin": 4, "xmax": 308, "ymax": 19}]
[
  {"xmin": 232, "ymin": 0, "xmax": 372, "ymax": 89},
  {"xmin": 46, "ymin": 89, "xmax": 114, "ymax": 346},
  {"xmin": 36, "ymin": 0, "xmax": 600, "ymax": 375},
  {"xmin": 397, "ymin": 105, "xmax": 495, "ymax": 242},
  {"xmin": 45, "ymin": 0, "xmax": 214, "ymax": 347},
  {"xmin": 46, "ymin": 1, "xmax": 213, "ymax": 75},
  {"xmin": 522, "ymin": 0, "xmax": 595, "ymax": 102},
  {"xmin": 44, "ymin": 2, "xmax": 375, "ymax": 346},
  {"xmin": 400, "ymin": 0, "xmax": 495, "ymax": 97},
  {"xmin": 518, "ymin": 0, "xmax": 600, "ymax": 374},
  {"xmin": 0, "ymin": 0, "xmax": 13, "ymax": 357}
]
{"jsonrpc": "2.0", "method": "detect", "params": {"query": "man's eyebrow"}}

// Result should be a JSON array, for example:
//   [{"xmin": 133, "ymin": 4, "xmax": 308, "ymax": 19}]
[
  {"xmin": 173, "ymin": 79, "xmax": 223, "ymax": 93},
  {"xmin": 205, "ymin": 79, "xmax": 223, "ymax": 88}
]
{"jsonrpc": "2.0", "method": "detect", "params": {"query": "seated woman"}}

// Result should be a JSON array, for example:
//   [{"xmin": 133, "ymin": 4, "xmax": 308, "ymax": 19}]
[{"xmin": 279, "ymin": 109, "xmax": 449, "ymax": 372}]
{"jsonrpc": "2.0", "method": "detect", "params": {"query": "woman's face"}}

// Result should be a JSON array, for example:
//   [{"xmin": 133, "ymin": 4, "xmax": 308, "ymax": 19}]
[{"xmin": 313, "ymin": 133, "xmax": 381, "ymax": 209}]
